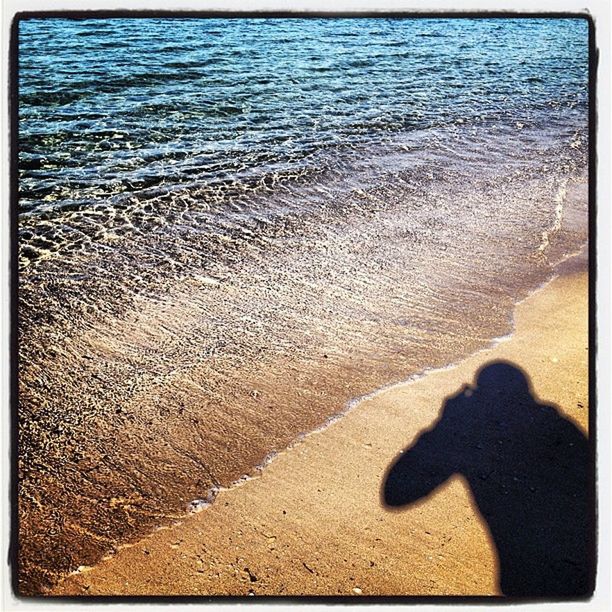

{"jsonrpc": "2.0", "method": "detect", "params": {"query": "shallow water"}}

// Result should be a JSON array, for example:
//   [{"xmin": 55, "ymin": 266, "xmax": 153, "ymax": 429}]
[
  {"xmin": 17, "ymin": 17, "xmax": 589, "ymax": 594},
  {"xmin": 18, "ymin": 17, "xmax": 587, "ymax": 265}
]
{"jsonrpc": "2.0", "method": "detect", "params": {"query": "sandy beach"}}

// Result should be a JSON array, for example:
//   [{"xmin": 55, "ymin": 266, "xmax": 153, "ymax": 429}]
[
  {"xmin": 50, "ymin": 253, "xmax": 590, "ymax": 597},
  {"xmin": 14, "ymin": 17, "xmax": 592, "ymax": 599}
]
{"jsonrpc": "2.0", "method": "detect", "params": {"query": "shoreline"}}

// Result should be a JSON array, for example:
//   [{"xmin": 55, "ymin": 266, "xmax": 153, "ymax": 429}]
[
  {"xmin": 50, "ymin": 253, "xmax": 589, "ymax": 596},
  {"xmin": 17, "ymin": 157, "xmax": 588, "ymax": 594}
]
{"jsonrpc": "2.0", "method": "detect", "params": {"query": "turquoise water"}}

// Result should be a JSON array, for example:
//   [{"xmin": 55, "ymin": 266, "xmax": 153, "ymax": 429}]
[{"xmin": 18, "ymin": 18, "xmax": 588, "ymax": 263}]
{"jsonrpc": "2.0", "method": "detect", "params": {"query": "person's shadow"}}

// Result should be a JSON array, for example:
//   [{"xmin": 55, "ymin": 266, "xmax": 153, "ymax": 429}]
[{"xmin": 381, "ymin": 360, "xmax": 593, "ymax": 597}]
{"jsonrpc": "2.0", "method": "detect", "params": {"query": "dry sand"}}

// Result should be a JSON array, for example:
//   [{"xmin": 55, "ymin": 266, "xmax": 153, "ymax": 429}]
[{"xmin": 51, "ymin": 258, "xmax": 589, "ymax": 597}]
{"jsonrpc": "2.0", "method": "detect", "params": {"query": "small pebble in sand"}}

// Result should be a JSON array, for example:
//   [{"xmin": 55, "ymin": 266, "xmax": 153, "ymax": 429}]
[{"xmin": 353, "ymin": 587, "xmax": 363, "ymax": 595}]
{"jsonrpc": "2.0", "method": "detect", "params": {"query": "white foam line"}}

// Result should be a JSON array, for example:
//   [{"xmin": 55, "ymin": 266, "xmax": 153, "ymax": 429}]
[{"xmin": 538, "ymin": 178, "xmax": 568, "ymax": 255}]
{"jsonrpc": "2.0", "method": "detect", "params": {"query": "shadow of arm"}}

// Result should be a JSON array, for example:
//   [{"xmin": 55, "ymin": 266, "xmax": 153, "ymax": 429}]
[{"xmin": 383, "ymin": 431, "xmax": 455, "ymax": 507}]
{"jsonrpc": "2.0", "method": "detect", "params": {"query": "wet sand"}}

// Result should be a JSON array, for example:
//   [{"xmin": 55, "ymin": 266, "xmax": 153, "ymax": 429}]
[{"xmin": 51, "ymin": 256, "xmax": 589, "ymax": 597}]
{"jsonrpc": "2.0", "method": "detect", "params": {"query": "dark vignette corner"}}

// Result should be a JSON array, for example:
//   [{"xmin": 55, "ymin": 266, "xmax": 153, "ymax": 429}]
[
  {"xmin": 8, "ymin": 10, "xmax": 21, "ymax": 599},
  {"xmin": 586, "ymin": 9, "xmax": 598, "ymax": 599}
]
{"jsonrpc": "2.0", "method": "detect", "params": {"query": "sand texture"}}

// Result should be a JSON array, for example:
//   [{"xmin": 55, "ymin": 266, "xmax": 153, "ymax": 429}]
[{"xmin": 51, "ymin": 262, "xmax": 590, "ymax": 597}]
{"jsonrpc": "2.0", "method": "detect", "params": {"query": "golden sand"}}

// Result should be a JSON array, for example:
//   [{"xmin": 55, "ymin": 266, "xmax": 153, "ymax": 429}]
[{"xmin": 51, "ymin": 262, "xmax": 589, "ymax": 597}]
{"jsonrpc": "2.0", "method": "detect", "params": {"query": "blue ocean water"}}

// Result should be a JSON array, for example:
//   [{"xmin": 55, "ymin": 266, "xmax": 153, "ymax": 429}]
[{"xmin": 18, "ymin": 18, "xmax": 588, "ymax": 235}]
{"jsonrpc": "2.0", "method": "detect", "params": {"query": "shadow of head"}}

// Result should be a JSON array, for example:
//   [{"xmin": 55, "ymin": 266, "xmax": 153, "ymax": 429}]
[
  {"xmin": 474, "ymin": 360, "xmax": 531, "ymax": 397},
  {"xmin": 381, "ymin": 359, "xmax": 592, "ymax": 597}
]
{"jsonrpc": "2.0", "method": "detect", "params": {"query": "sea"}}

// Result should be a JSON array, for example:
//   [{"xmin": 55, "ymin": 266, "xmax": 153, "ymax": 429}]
[{"xmin": 16, "ymin": 17, "xmax": 589, "ymax": 594}]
